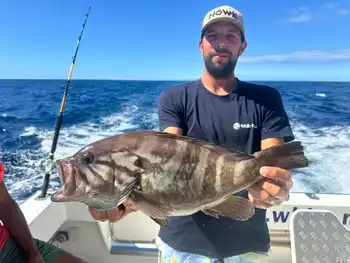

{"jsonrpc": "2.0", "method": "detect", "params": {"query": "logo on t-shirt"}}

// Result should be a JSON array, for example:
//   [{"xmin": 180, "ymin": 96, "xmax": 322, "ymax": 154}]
[{"xmin": 233, "ymin": 122, "xmax": 257, "ymax": 130}]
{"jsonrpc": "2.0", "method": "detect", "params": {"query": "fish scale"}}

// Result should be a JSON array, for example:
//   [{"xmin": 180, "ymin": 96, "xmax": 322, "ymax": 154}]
[{"xmin": 51, "ymin": 130, "xmax": 309, "ymax": 227}]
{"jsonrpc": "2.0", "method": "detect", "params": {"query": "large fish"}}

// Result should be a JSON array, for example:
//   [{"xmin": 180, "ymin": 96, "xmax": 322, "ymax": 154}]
[{"xmin": 50, "ymin": 130, "xmax": 308, "ymax": 226}]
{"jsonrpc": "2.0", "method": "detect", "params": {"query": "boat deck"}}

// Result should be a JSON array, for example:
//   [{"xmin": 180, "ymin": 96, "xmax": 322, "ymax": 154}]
[
  {"xmin": 54, "ymin": 220, "xmax": 292, "ymax": 263},
  {"xmin": 22, "ymin": 191, "xmax": 350, "ymax": 263},
  {"xmin": 52, "ymin": 220, "xmax": 158, "ymax": 263}
]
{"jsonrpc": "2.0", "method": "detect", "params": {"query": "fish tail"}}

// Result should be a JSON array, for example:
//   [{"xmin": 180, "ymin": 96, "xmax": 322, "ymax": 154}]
[{"xmin": 253, "ymin": 141, "xmax": 309, "ymax": 170}]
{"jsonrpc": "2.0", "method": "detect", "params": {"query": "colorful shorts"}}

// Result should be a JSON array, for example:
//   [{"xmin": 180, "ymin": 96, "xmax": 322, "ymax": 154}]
[{"xmin": 156, "ymin": 237, "xmax": 269, "ymax": 263}]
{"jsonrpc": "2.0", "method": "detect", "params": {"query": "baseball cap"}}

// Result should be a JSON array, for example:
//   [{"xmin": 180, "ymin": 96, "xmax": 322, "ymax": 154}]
[{"xmin": 201, "ymin": 5, "xmax": 245, "ymax": 38}]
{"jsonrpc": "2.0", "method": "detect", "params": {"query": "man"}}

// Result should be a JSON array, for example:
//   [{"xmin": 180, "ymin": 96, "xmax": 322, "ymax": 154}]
[
  {"xmin": 89, "ymin": 5, "xmax": 295, "ymax": 263},
  {"xmin": 0, "ymin": 162, "xmax": 86, "ymax": 263}
]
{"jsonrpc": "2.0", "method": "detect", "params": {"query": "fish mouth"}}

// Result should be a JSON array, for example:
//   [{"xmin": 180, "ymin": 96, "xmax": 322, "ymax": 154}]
[
  {"xmin": 51, "ymin": 159, "xmax": 76, "ymax": 202},
  {"xmin": 55, "ymin": 159, "xmax": 76, "ymax": 185},
  {"xmin": 55, "ymin": 159, "xmax": 66, "ymax": 184}
]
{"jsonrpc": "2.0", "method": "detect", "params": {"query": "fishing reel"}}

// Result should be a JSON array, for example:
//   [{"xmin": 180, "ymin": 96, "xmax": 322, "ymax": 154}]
[{"xmin": 39, "ymin": 154, "xmax": 56, "ymax": 174}]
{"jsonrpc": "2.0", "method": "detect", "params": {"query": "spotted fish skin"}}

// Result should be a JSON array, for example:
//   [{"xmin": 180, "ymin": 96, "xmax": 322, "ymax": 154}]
[{"xmin": 51, "ymin": 130, "xmax": 309, "ymax": 225}]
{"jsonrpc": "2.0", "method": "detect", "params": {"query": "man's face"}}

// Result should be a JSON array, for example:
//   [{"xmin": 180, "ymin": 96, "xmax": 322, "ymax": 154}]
[{"xmin": 199, "ymin": 21, "xmax": 247, "ymax": 79}]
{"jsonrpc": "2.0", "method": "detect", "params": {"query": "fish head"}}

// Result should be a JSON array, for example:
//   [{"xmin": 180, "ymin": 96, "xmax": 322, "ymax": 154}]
[{"xmin": 50, "ymin": 138, "xmax": 145, "ymax": 209}]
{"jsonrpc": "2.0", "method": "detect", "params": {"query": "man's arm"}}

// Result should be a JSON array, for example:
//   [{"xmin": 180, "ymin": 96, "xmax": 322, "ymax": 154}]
[
  {"xmin": 158, "ymin": 87, "xmax": 184, "ymax": 134},
  {"xmin": 0, "ymin": 165, "xmax": 42, "ymax": 261},
  {"xmin": 261, "ymin": 137, "xmax": 284, "ymax": 150},
  {"xmin": 247, "ymin": 89, "xmax": 295, "ymax": 208},
  {"xmin": 260, "ymin": 88, "xmax": 294, "ymax": 143},
  {"xmin": 163, "ymin": 127, "xmax": 183, "ymax": 135}
]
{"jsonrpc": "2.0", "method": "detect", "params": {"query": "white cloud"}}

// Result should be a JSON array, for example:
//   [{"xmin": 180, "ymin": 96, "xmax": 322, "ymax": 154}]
[
  {"xmin": 338, "ymin": 9, "xmax": 349, "ymax": 15},
  {"xmin": 285, "ymin": 4, "xmax": 348, "ymax": 22},
  {"xmin": 326, "ymin": 3, "xmax": 336, "ymax": 8},
  {"xmin": 240, "ymin": 49, "xmax": 350, "ymax": 63},
  {"xmin": 285, "ymin": 7, "xmax": 312, "ymax": 23},
  {"xmin": 325, "ymin": 3, "xmax": 349, "ymax": 15}
]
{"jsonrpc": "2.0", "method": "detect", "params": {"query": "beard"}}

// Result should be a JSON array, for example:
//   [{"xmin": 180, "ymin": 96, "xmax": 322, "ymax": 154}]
[{"xmin": 204, "ymin": 47, "xmax": 240, "ymax": 79}]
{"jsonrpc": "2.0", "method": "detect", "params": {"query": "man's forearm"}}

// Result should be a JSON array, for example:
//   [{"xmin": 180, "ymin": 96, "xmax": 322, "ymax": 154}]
[{"xmin": 0, "ymin": 195, "xmax": 39, "ymax": 258}]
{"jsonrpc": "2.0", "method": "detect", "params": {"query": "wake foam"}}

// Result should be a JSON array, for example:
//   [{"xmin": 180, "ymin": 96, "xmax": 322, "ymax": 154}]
[
  {"xmin": 2, "ymin": 97, "xmax": 349, "ymax": 203},
  {"xmin": 290, "ymin": 121, "xmax": 350, "ymax": 194},
  {"xmin": 3, "ymin": 102, "xmax": 158, "ymax": 203}
]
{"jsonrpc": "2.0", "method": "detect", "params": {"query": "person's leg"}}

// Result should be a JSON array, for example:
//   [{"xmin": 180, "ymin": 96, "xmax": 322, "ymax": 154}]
[
  {"xmin": 156, "ymin": 237, "xmax": 269, "ymax": 263},
  {"xmin": 223, "ymin": 251, "xmax": 269, "ymax": 263},
  {"xmin": 33, "ymin": 239, "xmax": 86, "ymax": 263},
  {"xmin": 0, "ymin": 236, "xmax": 27, "ymax": 263},
  {"xmin": 156, "ymin": 237, "xmax": 215, "ymax": 263}
]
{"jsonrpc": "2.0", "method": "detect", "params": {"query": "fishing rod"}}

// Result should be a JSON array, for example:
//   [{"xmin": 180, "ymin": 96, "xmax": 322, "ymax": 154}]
[{"xmin": 40, "ymin": 6, "xmax": 92, "ymax": 198}]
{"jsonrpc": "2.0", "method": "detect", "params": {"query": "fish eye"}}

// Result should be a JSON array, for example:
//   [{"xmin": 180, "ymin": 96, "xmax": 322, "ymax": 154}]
[{"xmin": 82, "ymin": 152, "xmax": 94, "ymax": 164}]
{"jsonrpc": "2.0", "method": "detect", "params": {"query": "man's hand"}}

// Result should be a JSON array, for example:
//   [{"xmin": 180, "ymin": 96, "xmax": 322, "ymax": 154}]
[
  {"xmin": 247, "ymin": 166, "xmax": 293, "ymax": 209},
  {"xmin": 88, "ymin": 199, "xmax": 137, "ymax": 222}
]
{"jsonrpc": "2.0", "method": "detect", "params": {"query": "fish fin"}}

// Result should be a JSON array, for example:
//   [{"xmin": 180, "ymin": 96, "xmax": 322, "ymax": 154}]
[
  {"xmin": 253, "ymin": 141, "xmax": 309, "ymax": 170},
  {"xmin": 142, "ymin": 130, "xmax": 253, "ymax": 159},
  {"xmin": 116, "ymin": 177, "xmax": 140, "ymax": 206},
  {"xmin": 201, "ymin": 209, "xmax": 220, "ymax": 219},
  {"xmin": 150, "ymin": 217, "xmax": 168, "ymax": 227},
  {"xmin": 130, "ymin": 189, "xmax": 172, "ymax": 219},
  {"xmin": 201, "ymin": 196, "xmax": 255, "ymax": 221}
]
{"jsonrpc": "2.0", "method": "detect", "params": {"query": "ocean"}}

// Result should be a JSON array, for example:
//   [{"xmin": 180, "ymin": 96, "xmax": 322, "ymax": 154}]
[{"xmin": 0, "ymin": 79, "xmax": 349, "ymax": 204}]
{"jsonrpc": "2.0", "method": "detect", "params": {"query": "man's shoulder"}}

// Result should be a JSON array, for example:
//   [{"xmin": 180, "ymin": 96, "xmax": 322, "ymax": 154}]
[
  {"xmin": 162, "ymin": 79, "xmax": 200, "ymax": 93},
  {"xmin": 160, "ymin": 79, "xmax": 200, "ymax": 101},
  {"xmin": 238, "ymin": 80, "xmax": 283, "ymax": 106},
  {"xmin": 239, "ymin": 80, "xmax": 281, "ymax": 97}
]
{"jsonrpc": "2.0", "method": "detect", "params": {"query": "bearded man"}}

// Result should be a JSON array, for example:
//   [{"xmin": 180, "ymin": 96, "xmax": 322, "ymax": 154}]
[{"xmin": 89, "ymin": 5, "xmax": 295, "ymax": 263}]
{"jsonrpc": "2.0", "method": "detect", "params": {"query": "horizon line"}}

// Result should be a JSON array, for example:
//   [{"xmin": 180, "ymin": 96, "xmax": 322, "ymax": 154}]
[{"xmin": 0, "ymin": 78, "xmax": 349, "ymax": 83}]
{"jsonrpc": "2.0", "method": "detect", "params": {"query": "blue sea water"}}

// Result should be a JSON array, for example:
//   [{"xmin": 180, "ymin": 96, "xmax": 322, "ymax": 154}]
[{"xmin": 0, "ymin": 79, "xmax": 349, "ymax": 204}]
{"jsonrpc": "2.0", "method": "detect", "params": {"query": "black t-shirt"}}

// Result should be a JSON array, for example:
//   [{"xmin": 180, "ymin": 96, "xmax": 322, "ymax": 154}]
[{"xmin": 157, "ymin": 78, "xmax": 295, "ymax": 258}]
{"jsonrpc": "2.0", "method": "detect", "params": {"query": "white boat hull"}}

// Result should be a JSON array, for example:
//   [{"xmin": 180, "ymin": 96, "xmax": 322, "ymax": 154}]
[{"xmin": 19, "ymin": 191, "xmax": 350, "ymax": 262}]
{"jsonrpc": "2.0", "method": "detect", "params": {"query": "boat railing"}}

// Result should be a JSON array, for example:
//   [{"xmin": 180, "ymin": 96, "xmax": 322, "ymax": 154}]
[{"xmin": 102, "ymin": 192, "xmax": 350, "ymax": 258}]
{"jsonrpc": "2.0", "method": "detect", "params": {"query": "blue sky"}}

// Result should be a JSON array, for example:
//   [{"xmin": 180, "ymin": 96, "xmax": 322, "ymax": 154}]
[{"xmin": 1, "ymin": 0, "xmax": 349, "ymax": 81}]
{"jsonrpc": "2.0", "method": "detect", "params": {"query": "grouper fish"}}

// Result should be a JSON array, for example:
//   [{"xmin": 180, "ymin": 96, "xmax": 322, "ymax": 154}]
[{"xmin": 50, "ymin": 130, "xmax": 308, "ymax": 226}]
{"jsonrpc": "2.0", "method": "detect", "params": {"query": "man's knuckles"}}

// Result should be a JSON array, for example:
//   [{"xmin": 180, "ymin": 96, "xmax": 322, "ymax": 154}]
[
  {"xmin": 257, "ymin": 181, "xmax": 287, "ymax": 199},
  {"xmin": 261, "ymin": 166, "xmax": 291, "ymax": 181}
]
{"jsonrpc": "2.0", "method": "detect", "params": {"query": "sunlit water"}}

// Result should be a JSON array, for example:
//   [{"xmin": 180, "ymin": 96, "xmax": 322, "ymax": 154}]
[{"xmin": 0, "ymin": 79, "xmax": 349, "ymax": 204}]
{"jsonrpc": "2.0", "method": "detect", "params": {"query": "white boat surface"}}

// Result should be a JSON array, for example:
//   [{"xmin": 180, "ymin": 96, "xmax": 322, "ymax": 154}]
[{"xmin": 19, "ymin": 190, "xmax": 350, "ymax": 262}]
